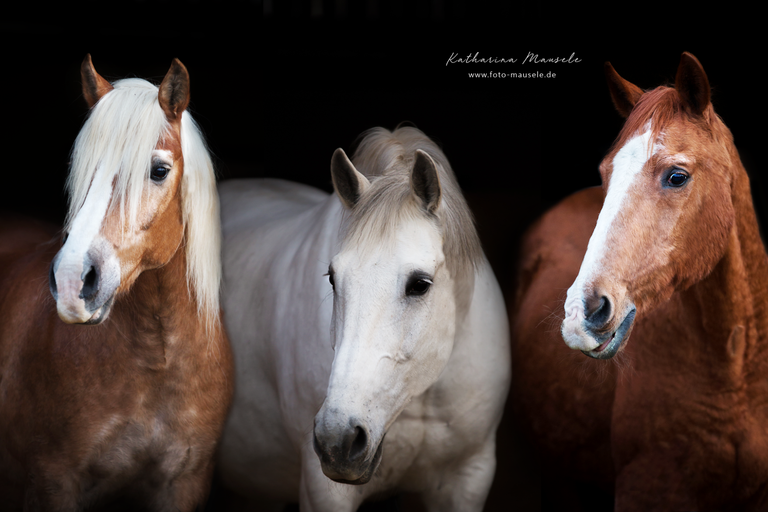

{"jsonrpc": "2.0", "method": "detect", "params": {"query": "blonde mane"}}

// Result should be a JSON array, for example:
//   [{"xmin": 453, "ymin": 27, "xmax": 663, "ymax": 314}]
[
  {"xmin": 66, "ymin": 78, "xmax": 221, "ymax": 332},
  {"xmin": 346, "ymin": 126, "xmax": 483, "ymax": 278}
]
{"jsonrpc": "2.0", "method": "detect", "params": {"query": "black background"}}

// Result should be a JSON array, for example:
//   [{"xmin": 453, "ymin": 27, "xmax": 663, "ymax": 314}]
[
  {"xmin": 1, "ymin": 4, "xmax": 762, "ymax": 510},
  {"xmin": 2, "ymin": 8, "xmax": 763, "ymax": 295}
]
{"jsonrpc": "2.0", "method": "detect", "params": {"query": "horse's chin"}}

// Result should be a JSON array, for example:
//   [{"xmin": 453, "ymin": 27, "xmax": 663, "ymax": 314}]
[
  {"xmin": 81, "ymin": 295, "xmax": 115, "ymax": 325},
  {"xmin": 581, "ymin": 306, "xmax": 636, "ymax": 359},
  {"xmin": 325, "ymin": 436, "xmax": 385, "ymax": 486}
]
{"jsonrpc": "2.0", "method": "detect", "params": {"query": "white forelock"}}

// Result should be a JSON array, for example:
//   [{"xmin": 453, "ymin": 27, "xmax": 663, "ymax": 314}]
[{"xmin": 66, "ymin": 77, "xmax": 221, "ymax": 333}]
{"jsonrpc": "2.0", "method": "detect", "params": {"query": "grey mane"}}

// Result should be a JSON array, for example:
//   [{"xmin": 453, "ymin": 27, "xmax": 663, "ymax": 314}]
[{"xmin": 345, "ymin": 126, "xmax": 483, "ymax": 279}]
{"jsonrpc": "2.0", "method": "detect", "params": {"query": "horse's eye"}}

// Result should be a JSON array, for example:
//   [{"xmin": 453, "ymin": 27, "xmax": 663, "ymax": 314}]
[
  {"xmin": 406, "ymin": 278, "xmax": 432, "ymax": 297},
  {"xmin": 666, "ymin": 169, "xmax": 689, "ymax": 188},
  {"xmin": 328, "ymin": 271, "xmax": 335, "ymax": 288},
  {"xmin": 151, "ymin": 165, "xmax": 170, "ymax": 182}
]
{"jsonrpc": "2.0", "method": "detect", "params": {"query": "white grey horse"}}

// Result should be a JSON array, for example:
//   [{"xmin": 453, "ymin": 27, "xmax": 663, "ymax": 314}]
[{"xmin": 217, "ymin": 126, "xmax": 511, "ymax": 511}]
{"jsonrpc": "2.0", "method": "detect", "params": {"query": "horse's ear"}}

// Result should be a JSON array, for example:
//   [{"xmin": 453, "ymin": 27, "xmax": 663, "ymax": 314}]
[
  {"xmin": 81, "ymin": 54, "xmax": 113, "ymax": 109},
  {"xmin": 158, "ymin": 58, "xmax": 190, "ymax": 123},
  {"xmin": 605, "ymin": 61, "xmax": 644, "ymax": 118},
  {"xmin": 411, "ymin": 149, "xmax": 441, "ymax": 213},
  {"xmin": 331, "ymin": 148, "xmax": 370, "ymax": 209},
  {"xmin": 675, "ymin": 52, "xmax": 710, "ymax": 117}
]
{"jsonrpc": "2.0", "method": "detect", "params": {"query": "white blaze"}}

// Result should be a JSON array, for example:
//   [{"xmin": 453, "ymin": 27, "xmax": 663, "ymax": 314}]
[
  {"xmin": 562, "ymin": 129, "xmax": 656, "ymax": 350},
  {"xmin": 54, "ymin": 163, "xmax": 116, "ymax": 323}
]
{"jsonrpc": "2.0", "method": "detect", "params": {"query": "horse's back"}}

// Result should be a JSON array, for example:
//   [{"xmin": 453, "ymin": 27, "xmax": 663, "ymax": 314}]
[
  {"xmin": 511, "ymin": 186, "xmax": 616, "ymax": 490},
  {"xmin": 218, "ymin": 177, "xmax": 334, "ymax": 340},
  {"xmin": 0, "ymin": 215, "xmax": 59, "ymax": 339},
  {"xmin": 219, "ymin": 178, "xmax": 329, "ymax": 233},
  {"xmin": 0, "ymin": 215, "xmax": 59, "ymax": 268}
]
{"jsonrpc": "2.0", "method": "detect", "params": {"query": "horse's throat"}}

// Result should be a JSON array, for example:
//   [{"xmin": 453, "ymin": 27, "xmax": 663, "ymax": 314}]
[
  {"xmin": 123, "ymin": 250, "xmax": 193, "ymax": 370},
  {"xmin": 685, "ymin": 217, "xmax": 768, "ymax": 379}
]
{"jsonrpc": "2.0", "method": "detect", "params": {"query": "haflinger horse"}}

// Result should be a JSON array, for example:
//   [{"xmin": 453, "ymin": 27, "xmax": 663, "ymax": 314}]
[
  {"xmin": 0, "ymin": 56, "xmax": 233, "ymax": 511},
  {"xmin": 216, "ymin": 126, "xmax": 511, "ymax": 511},
  {"xmin": 512, "ymin": 52, "xmax": 768, "ymax": 511}
]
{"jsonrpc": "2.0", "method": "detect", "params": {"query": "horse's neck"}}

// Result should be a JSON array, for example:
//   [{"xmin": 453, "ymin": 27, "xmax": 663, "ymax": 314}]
[
  {"xmin": 116, "ymin": 246, "xmax": 210, "ymax": 370},
  {"xmin": 453, "ymin": 267, "xmax": 476, "ymax": 325},
  {"xmin": 689, "ymin": 160, "xmax": 768, "ymax": 374},
  {"xmin": 731, "ymin": 161, "xmax": 768, "ymax": 369}
]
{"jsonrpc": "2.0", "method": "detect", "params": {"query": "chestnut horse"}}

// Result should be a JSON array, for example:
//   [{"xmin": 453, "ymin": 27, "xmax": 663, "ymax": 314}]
[
  {"xmin": 216, "ymin": 126, "xmax": 511, "ymax": 511},
  {"xmin": 512, "ymin": 53, "xmax": 768, "ymax": 510},
  {"xmin": 0, "ymin": 56, "xmax": 232, "ymax": 511}
]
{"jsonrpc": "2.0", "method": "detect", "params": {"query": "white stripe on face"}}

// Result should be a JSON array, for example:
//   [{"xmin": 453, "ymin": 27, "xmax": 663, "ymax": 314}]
[
  {"xmin": 54, "ymin": 163, "xmax": 116, "ymax": 323},
  {"xmin": 563, "ymin": 129, "xmax": 656, "ymax": 327}
]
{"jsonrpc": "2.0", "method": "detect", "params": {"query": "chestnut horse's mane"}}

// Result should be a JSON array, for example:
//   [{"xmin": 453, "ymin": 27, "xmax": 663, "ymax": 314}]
[
  {"xmin": 612, "ymin": 85, "xmax": 731, "ymax": 155},
  {"xmin": 345, "ymin": 126, "xmax": 483, "ymax": 279},
  {"xmin": 65, "ymin": 78, "xmax": 221, "ymax": 332}
]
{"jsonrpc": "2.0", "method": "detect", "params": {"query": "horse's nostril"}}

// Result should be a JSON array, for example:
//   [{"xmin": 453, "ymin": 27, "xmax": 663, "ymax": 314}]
[
  {"xmin": 80, "ymin": 266, "xmax": 99, "ymax": 301},
  {"xmin": 585, "ymin": 294, "xmax": 612, "ymax": 328},
  {"xmin": 49, "ymin": 264, "xmax": 58, "ymax": 299},
  {"xmin": 348, "ymin": 426, "xmax": 368, "ymax": 462}
]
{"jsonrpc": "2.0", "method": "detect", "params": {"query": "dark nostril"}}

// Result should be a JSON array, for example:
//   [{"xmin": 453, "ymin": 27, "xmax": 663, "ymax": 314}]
[
  {"xmin": 348, "ymin": 426, "xmax": 368, "ymax": 462},
  {"xmin": 585, "ymin": 294, "xmax": 612, "ymax": 328},
  {"xmin": 49, "ymin": 264, "xmax": 58, "ymax": 299},
  {"xmin": 314, "ymin": 416, "xmax": 371, "ymax": 466},
  {"xmin": 585, "ymin": 295, "xmax": 605, "ymax": 317},
  {"xmin": 80, "ymin": 266, "xmax": 99, "ymax": 301}
]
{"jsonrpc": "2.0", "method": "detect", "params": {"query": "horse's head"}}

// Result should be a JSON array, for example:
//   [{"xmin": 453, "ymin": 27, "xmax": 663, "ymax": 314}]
[
  {"xmin": 50, "ymin": 55, "xmax": 194, "ymax": 324},
  {"xmin": 561, "ymin": 52, "xmax": 736, "ymax": 359},
  {"xmin": 313, "ymin": 128, "xmax": 480, "ymax": 484}
]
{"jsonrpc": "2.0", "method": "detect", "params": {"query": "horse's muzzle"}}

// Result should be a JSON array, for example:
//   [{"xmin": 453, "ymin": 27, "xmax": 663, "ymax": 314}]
[
  {"xmin": 562, "ymin": 287, "xmax": 637, "ymax": 358},
  {"xmin": 313, "ymin": 414, "xmax": 385, "ymax": 485},
  {"xmin": 49, "ymin": 242, "xmax": 120, "ymax": 324}
]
